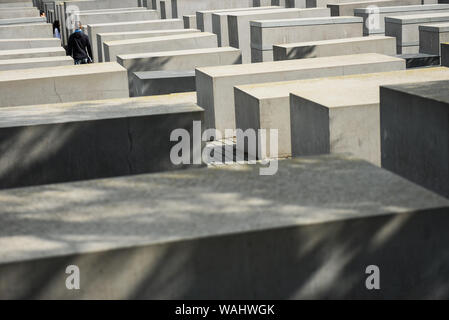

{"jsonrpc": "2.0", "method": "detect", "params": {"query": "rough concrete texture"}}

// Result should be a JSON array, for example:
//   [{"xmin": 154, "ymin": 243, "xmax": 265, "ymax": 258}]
[
  {"xmin": 287, "ymin": 67, "xmax": 449, "ymax": 166},
  {"xmin": 0, "ymin": 63, "xmax": 129, "ymax": 108},
  {"xmin": 0, "ymin": 47, "xmax": 66, "ymax": 60},
  {"xmin": 273, "ymin": 36, "xmax": 396, "ymax": 60},
  {"xmin": 250, "ymin": 16, "xmax": 362, "ymax": 62},
  {"xmin": 130, "ymin": 70, "xmax": 196, "ymax": 96},
  {"xmin": 0, "ymin": 154, "xmax": 449, "ymax": 299},
  {"xmin": 87, "ymin": 19, "xmax": 184, "ymax": 64},
  {"xmin": 354, "ymin": 4, "xmax": 449, "ymax": 35},
  {"xmin": 103, "ymin": 32, "xmax": 218, "ymax": 62},
  {"xmin": 380, "ymin": 80, "xmax": 449, "ymax": 198},
  {"xmin": 97, "ymin": 29, "xmax": 200, "ymax": 62},
  {"xmin": 0, "ymin": 23, "xmax": 52, "ymax": 39},
  {"xmin": 386, "ymin": 12, "xmax": 449, "ymax": 54},
  {"xmin": 118, "ymin": 47, "xmax": 241, "ymax": 92},
  {"xmin": 196, "ymin": 53, "xmax": 404, "ymax": 136},
  {"xmin": 419, "ymin": 23, "xmax": 449, "ymax": 55},
  {"xmin": 0, "ymin": 17, "xmax": 45, "ymax": 25},
  {"xmin": 328, "ymin": 0, "xmax": 422, "ymax": 16},
  {"xmin": 228, "ymin": 8, "xmax": 330, "ymax": 63},
  {"xmin": 211, "ymin": 6, "xmax": 280, "ymax": 46},
  {"xmin": 0, "ymin": 92, "xmax": 202, "ymax": 189},
  {"xmin": 0, "ymin": 56, "xmax": 73, "ymax": 71}
]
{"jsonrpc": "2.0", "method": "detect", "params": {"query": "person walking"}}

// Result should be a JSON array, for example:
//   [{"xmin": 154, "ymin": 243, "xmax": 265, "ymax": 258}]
[{"xmin": 66, "ymin": 21, "xmax": 93, "ymax": 65}]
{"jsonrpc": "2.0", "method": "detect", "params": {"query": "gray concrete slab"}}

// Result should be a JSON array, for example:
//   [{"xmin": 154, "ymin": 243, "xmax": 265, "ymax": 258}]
[
  {"xmin": 0, "ymin": 154, "xmax": 448, "ymax": 299},
  {"xmin": 196, "ymin": 53, "xmax": 404, "ymax": 136},
  {"xmin": 197, "ymin": 6, "xmax": 278, "ymax": 33},
  {"xmin": 251, "ymin": 16, "xmax": 362, "ymax": 62},
  {"xmin": 273, "ymin": 36, "xmax": 397, "ymax": 60},
  {"xmin": 442, "ymin": 42, "xmax": 449, "ymax": 66},
  {"xmin": 228, "ymin": 8, "xmax": 330, "ymax": 63},
  {"xmin": 130, "ymin": 70, "xmax": 196, "ymax": 96},
  {"xmin": 233, "ymin": 54, "xmax": 405, "ymax": 158},
  {"xmin": 286, "ymin": 67, "xmax": 449, "ymax": 166},
  {"xmin": 169, "ymin": 0, "xmax": 255, "ymax": 19},
  {"xmin": 0, "ymin": 62, "xmax": 129, "ymax": 108},
  {"xmin": 87, "ymin": 19, "xmax": 184, "ymax": 63},
  {"xmin": 0, "ymin": 16, "xmax": 45, "ymax": 25},
  {"xmin": 0, "ymin": 7, "xmax": 39, "ymax": 19},
  {"xmin": 0, "ymin": 56, "xmax": 73, "ymax": 70},
  {"xmin": 0, "ymin": 92, "xmax": 202, "ymax": 189},
  {"xmin": 419, "ymin": 23, "xmax": 449, "ymax": 55},
  {"xmin": 386, "ymin": 12, "xmax": 449, "ymax": 54},
  {"xmin": 0, "ymin": 38, "xmax": 62, "ymax": 50},
  {"xmin": 211, "ymin": 6, "xmax": 279, "ymax": 47},
  {"xmin": 0, "ymin": 23, "xmax": 52, "ymax": 39},
  {"xmin": 354, "ymin": 4, "xmax": 449, "ymax": 36},
  {"xmin": 0, "ymin": 46, "xmax": 66, "ymax": 60},
  {"xmin": 118, "ymin": 47, "xmax": 241, "ymax": 92},
  {"xmin": 97, "ymin": 29, "xmax": 200, "ymax": 62},
  {"xmin": 380, "ymin": 80, "xmax": 449, "ymax": 198},
  {"xmin": 104, "ymin": 32, "xmax": 218, "ymax": 62},
  {"xmin": 328, "ymin": 0, "xmax": 422, "ymax": 17},
  {"xmin": 183, "ymin": 14, "xmax": 196, "ymax": 29}
]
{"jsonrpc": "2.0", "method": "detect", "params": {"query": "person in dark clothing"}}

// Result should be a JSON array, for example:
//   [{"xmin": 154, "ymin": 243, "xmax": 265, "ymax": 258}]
[{"xmin": 67, "ymin": 21, "xmax": 93, "ymax": 65}]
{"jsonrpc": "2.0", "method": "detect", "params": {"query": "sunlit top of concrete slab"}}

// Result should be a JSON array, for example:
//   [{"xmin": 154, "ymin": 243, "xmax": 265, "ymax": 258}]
[
  {"xmin": 275, "ymin": 35, "xmax": 394, "ymax": 49},
  {"xmin": 0, "ymin": 92, "xmax": 198, "ymax": 127},
  {"xmin": 0, "ymin": 154, "xmax": 447, "ymax": 264},
  {"xmin": 118, "ymin": 46, "xmax": 239, "ymax": 60},
  {"xmin": 0, "ymin": 62, "xmax": 125, "ymax": 82},
  {"xmin": 237, "ymin": 67, "xmax": 449, "ymax": 107},
  {"xmin": 386, "ymin": 11, "xmax": 449, "ymax": 24},
  {"xmin": 197, "ymin": 53, "xmax": 403, "ymax": 77}
]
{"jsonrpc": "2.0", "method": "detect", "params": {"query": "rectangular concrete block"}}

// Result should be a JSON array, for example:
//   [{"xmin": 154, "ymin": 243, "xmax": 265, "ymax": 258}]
[
  {"xmin": 251, "ymin": 15, "xmax": 361, "ymax": 62},
  {"xmin": 380, "ymin": 80, "xmax": 449, "ymax": 198},
  {"xmin": 130, "ymin": 70, "xmax": 196, "ymax": 96},
  {"xmin": 287, "ymin": 67, "xmax": 449, "ymax": 166},
  {"xmin": 0, "ymin": 56, "xmax": 73, "ymax": 71},
  {"xmin": 1, "ymin": 154, "xmax": 449, "ymax": 299},
  {"xmin": 64, "ymin": 0, "xmax": 141, "ymax": 12},
  {"xmin": 386, "ymin": 12, "xmax": 449, "ymax": 54},
  {"xmin": 169, "ymin": 0, "xmax": 255, "ymax": 18},
  {"xmin": 228, "ymin": 8, "xmax": 330, "ymax": 63},
  {"xmin": 328, "ymin": 0, "xmax": 422, "ymax": 17},
  {"xmin": 0, "ymin": 23, "xmax": 52, "ymax": 38},
  {"xmin": 273, "ymin": 35, "xmax": 397, "ymax": 60},
  {"xmin": 88, "ymin": 19, "xmax": 184, "ymax": 62},
  {"xmin": 117, "ymin": 47, "xmax": 241, "ymax": 91},
  {"xmin": 196, "ymin": 53, "xmax": 405, "ymax": 136},
  {"xmin": 419, "ymin": 23, "xmax": 449, "ymax": 55},
  {"xmin": 0, "ymin": 38, "xmax": 61, "ymax": 50},
  {"xmin": 104, "ymin": 32, "xmax": 218, "ymax": 62},
  {"xmin": 211, "ymin": 6, "xmax": 279, "ymax": 47},
  {"xmin": 234, "ymin": 54, "xmax": 404, "ymax": 158},
  {"xmin": 197, "ymin": 6, "xmax": 277, "ymax": 33},
  {"xmin": 354, "ymin": 4, "xmax": 449, "ymax": 36},
  {"xmin": 0, "ymin": 92, "xmax": 203, "ymax": 189},
  {"xmin": 183, "ymin": 14, "xmax": 197, "ymax": 29},
  {"xmin": 0, "ymin": 62, "xmax": 129, "ymax": 108},
  {"xmin": 0, "ymin": 46, "xmax": 65, "ymax": 59},
  {"xmin": 442, "ymin": 42, "xmax": 449, "ymax": 66},
  {"xmin": 97, "ymin": 29, "xmax": 200, "ymax": 62}
]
